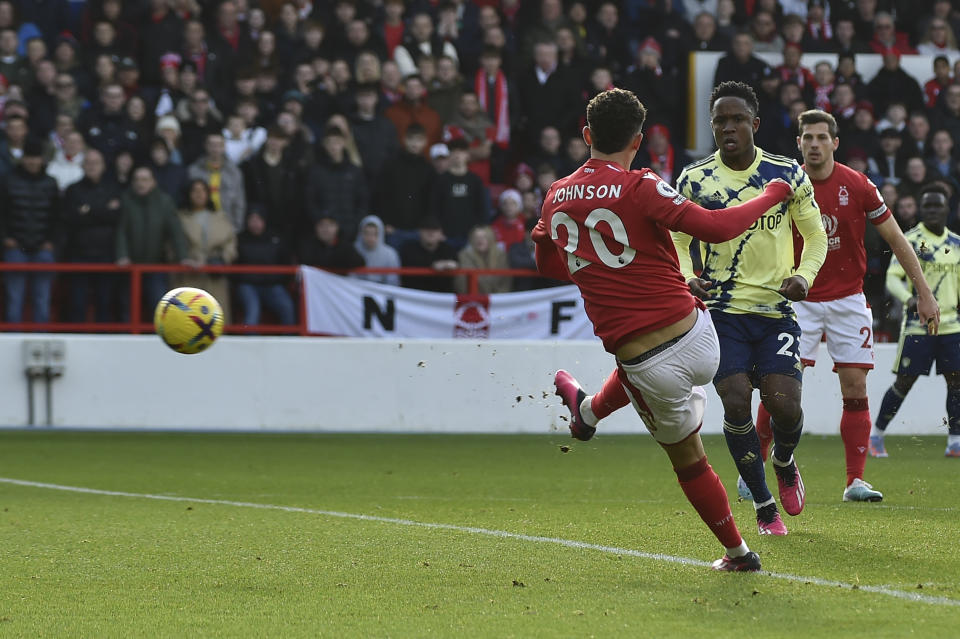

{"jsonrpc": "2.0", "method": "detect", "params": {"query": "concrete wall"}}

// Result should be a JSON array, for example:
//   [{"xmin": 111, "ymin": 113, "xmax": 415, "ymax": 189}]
[{"xmin": 0, "ymin": 334, "xmax": 948, "ymax": 435}]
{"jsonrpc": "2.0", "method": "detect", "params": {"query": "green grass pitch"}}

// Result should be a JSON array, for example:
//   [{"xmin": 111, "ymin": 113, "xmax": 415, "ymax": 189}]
[{"xmin": 0, "ymin": 431, "xmax": 957, "ymax": 637}]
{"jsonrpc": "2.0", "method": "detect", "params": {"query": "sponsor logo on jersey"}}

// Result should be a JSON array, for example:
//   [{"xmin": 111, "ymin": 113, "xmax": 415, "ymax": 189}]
[{"xmin": 822, "ymin": 213, "xmax": 841, "ymax": 251}]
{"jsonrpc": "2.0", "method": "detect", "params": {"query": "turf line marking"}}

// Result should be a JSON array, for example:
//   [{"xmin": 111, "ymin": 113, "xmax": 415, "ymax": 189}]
[{"xmin": 2, "ymin": 477, "xmax": 957, "ymax": 608}]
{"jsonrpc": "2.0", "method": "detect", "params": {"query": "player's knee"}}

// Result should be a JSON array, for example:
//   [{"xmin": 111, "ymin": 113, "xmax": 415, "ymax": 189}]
[
  {"xmin": 894, "ymin": 376, "xmax": 917, "ymax": 395},
  {"xmin": 764, "ymin": 395, "xmax": 802, "ymax": 426},
  {"xmin": 720, "ymin": 395, "xmax": 752, "ymax": 423},
  {"xmin": 840, "ymin": 379, "xmax": 868, "ymax": 399}
]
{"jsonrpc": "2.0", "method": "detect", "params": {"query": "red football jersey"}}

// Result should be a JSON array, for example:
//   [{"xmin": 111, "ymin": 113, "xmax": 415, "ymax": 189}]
[
  {"xmin": 539, "ymin": 158, "xmax": 698, "ymax": 352},
  {"xmin": 795, "ymin": 161, "xmax": 890, "ymax": 302}
]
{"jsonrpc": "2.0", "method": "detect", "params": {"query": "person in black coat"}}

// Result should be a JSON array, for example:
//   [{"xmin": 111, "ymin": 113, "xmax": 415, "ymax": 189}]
[
  {"xmin": 517, "ymin": 40, "xmax": 583, "ymax": 149},
  {"xmin": 235, "ymin": 210, "xmax": 296, "ymax": 326},
  {"xmin": 713, "ymin": 32, "xmax": 768, "ymax": 93},
  {"xmin": 429, "ymin": 138, "xmax": 489, "ymax": 250},
  {"xmin": 350, "ymin": 83, "xmax": 399, "ymax": 188},
  {"xmin": 148, "ymin": 138, "xmax": 187, "ymax": 205},
  {"xmin": 79, "ymin": 83, "xmax": 141, "ymax": 164},
  {"xmin": 867, "ymin": 49, "xmax": 925, "ymax": 117},
  {"xmin": 139, "ymin": 0, "xmax": 184, "ymax": 87},
  {"xmin": 241, "ymin": 126, "xmax": 303, "ymax": 241},
  {"xmin": 377, "ymin": 123, "xmax": 435, "ymax": 249},
  {"xmin": 0, "ymin": 139, "xmax": 60, "ymax": 323},
  {"xmin": 61, "ymin": 149, "xmax": 123, "ymax": 322},
  {"xmin": 399, "ymin": 217, "xmax": 458, "ymax": 293},
  {"xmin": 298, "ymin": 215, "xmax": 365, "ymax": 270},
  {"xmin": 304, "ymin": 125, "xmax": 368, "ymax": 242}
]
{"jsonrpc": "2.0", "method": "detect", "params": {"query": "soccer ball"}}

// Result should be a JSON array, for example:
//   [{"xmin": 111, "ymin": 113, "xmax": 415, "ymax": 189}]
[{"xmin": 154, "ymin": 287, "xmax": 224, "ymax": 354}]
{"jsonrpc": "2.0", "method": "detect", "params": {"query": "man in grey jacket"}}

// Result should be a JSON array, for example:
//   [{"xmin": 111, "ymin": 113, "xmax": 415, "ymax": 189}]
[{"xmin": 188, "ymin": 132, "xmax": 247, "ymax": 231}]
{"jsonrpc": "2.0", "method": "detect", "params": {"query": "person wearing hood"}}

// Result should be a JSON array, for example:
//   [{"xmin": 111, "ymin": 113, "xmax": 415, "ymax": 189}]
[
  {"xmin": 0, "ymin": 138, "xmax": 60, "ymax": 323},
  {"xmin": 354, "ymin": 215, "xmax": 401, "ymax": 286}
]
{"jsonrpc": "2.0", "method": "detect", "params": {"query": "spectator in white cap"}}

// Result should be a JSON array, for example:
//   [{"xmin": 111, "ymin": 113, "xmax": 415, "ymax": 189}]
[
  {"xmin": 429, "ymin": 142, "xmax": 450, "ymax": 174},
  {"xmin": 492, "ymin": 188, "xmax": 526, "ymax": 251},
  {"xmin": 155, "ymin": 114, "xmax": 183, "ymax": 165}
]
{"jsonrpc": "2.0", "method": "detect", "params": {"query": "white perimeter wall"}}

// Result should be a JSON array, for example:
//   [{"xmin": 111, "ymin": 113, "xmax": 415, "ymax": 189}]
[{"xmin": 0, "ymin": 334, "xmax": 947, "ymax": 435}]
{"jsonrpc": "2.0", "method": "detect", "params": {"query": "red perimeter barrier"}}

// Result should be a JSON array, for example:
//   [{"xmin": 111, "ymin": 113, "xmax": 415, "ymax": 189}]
[{"xmin": 0, "ymin": 263, "xmax": 547, "ymax": 335}]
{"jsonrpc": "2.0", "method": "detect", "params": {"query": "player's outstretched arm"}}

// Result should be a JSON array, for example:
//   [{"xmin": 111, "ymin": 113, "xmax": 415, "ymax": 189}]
[
  {"xmin": 877, "ymin": 217, "xmax": 940, "ymax": 334},
  {"xmin": 669, "ymin": 179, "xmax": 793, "ymax": 243},
  {"xmin": 531, "ymin": 218, "xmax": 571, "ymax": 281}
]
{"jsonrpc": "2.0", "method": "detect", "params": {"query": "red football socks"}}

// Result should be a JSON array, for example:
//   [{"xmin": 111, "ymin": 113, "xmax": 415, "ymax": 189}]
[
  {"xmin": 756, "ymin": 403, "xmax": 773, "ymax": 462},
  {"xmin": 754, "ymin": 402, "xmax": 773, "ymax": 461},
  {"xmin": 590, "ymin": 368, "xmax": 630, "ymax": 420},
  {"xmin": 675, "ymin": 456, "xmax": 743, "ymax": 549},
  {"xmin": 840, "ymin": 397, "xmax": 871, "ymax": 486}
]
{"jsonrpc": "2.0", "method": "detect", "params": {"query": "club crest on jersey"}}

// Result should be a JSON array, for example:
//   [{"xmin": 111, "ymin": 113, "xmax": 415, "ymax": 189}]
[{"xmin": 838, "ymin": 185, "xmax": 849, "ymax": 206}]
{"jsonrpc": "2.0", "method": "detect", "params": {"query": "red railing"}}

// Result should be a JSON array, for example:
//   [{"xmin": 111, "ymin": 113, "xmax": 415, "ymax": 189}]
[{"xmin": 0, "ymin": 262, "xmax": 548, "ymax": 335}]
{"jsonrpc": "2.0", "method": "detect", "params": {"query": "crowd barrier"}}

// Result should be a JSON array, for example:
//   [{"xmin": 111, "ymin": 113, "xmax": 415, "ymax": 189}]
[{"xmin": 0, "ymin": 262, "xmax": 546, "ymax": 335}]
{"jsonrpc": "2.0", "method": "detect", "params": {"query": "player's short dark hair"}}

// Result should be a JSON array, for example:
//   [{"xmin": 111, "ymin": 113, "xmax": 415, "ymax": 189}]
[
  {"xmin": 710, "ymin": 81, "xmax": 759, "ymax": 117},
  {"xmin": 585, "ymin": 88, "xmax": 647, "ymax": 154},
  {"xmin": 919, "ymin": 182, "xmax": 950, "ymax": 202},
  {"xmin": 798, "ymin": 109, "xmax": 838, "ymax": 138}
]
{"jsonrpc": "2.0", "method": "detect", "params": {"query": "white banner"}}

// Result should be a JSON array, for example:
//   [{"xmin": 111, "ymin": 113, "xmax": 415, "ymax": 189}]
[{"xmin": 301, "ymin": 266, "xmax": 597, "ymax": 340}]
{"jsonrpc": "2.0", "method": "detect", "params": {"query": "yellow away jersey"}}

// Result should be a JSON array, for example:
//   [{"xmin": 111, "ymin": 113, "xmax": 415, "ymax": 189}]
[
  {"xmin": 887, "ymin": 223, "xmax": 960, "ymax": 337},
  {"xmin": 673, "ymin": 147, "xmax": 826, "ymax": 318}
]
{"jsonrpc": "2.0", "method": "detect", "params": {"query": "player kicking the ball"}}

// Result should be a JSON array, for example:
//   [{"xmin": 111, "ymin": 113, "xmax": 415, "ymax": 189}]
[
  {"xmin": 535, "ymin": 88, "xmax": 794, "ymax": 571},
  {"xmin": 873, "ymin": 184, "xmax": 957, "ymax": 457},
  {"xmin": 780, "ymin": 110, "xmax": 939, "ymax": 501},
  {"xmin": 554, "ymin": 82, "xmax": 826, "ymax": 538}
]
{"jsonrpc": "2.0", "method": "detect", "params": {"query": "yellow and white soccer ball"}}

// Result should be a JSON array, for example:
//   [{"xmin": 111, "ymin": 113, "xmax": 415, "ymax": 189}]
[{"xmin": 154, "ymin": 287, "xmax": 224, "ymax": 354}]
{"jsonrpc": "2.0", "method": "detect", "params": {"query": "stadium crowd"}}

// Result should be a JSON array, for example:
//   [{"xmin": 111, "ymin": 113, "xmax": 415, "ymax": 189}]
[{"xmin": 0, "ymin": 0, "xmax": 958, "ymax": 330}]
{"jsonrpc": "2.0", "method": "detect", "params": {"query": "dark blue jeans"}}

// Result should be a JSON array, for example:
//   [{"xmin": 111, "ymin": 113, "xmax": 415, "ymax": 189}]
[
  {"xmin": 118, "ymin": 272, "xmax": 170, "ymax": 322},
  {"xmin": 235, "ymin": 282, "xmax": 295, "ymax": 325},
  {"xmin": 68, "ymin": 270, "xmax": 120, "ymax": 322},
  {"xmin": 4, "ymin": 248, "xmax": 54, "ymax": 323}
]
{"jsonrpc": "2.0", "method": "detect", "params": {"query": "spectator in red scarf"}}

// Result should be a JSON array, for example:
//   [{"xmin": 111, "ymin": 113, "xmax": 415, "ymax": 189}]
[
  {"xmin": 633, "ymin": 124, "xmax": 691, "ymax": 186},
  {"xmin": 868, "ymin": 12, "xmax": 916, "ymax": 55},
  {"xmin": 804, "ymin": 0, "xmax": 833, "ymax": 52},
  {"xmin": 381, "ymin": 0, "xmax": 405, "ymax": 60},
  {"xmin": 776, "ymin": 43, "xmax": 815, "ymax": 94},
  {"xmin": 475, "ymin": 46, "xmax": 512, "ymax": 180},
  {"xmin": 812, "ymin": 61, "xmax": 834, "ymax": 112}
]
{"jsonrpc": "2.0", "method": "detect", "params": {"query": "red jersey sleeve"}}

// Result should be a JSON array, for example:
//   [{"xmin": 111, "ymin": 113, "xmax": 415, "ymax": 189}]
[
  {"xmin": 531, "ymin": 218, "xmax": 571, "ymax": 281},
  {"xmin": 635, "ymin": 171, "xmax": 793, "ymax": 242}
]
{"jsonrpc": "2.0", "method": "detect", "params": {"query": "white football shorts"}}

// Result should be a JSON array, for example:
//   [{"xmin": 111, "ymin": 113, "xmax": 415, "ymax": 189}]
[
  {"xmin": 617, "ymin": 308, "xmax": 721, "ymax": 445},
  {"xmin": 793, "ymin": 292, "xmax": 875, "ymax": 371}
]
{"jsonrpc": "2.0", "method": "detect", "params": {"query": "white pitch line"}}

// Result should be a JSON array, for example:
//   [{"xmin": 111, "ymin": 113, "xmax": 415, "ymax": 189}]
[{"xmin": 2, "ymin": 477, "xmax": 957, "ymax": 608}]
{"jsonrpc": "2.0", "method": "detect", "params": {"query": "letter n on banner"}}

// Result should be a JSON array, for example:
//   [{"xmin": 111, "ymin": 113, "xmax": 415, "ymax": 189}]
[{"xmin": 363, "ymin": 296, "xmax": 395, "ymax": 331}]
